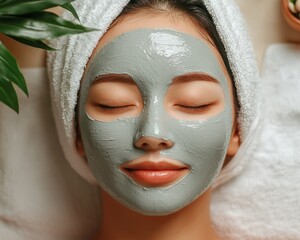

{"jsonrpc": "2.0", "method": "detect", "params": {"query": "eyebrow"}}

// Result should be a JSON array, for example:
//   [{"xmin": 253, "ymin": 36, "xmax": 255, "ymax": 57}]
[
  {"xmin": 91, "ymin": 73, "xmax": 219, "ymax": 85},
  {"xmin": 91, "ymin": 74, "xmax": 135, "ymax": 85},
  {"xmin": 172, "ymin": 73, "xmax": 219, "ymax": 84}
]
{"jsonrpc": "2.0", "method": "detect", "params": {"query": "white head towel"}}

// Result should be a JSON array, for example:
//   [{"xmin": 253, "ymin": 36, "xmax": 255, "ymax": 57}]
[{"xmin": 47, "ymin": 0, "xmax": 259, "ymax": 185}]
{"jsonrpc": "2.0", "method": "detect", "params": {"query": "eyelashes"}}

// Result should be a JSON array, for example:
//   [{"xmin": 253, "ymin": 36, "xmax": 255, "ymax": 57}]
[
  {"xmin": 97, "ymin": 104, "xmax": 132, "ymax": 109},
  {"xmin": 173, "ymin": 104, "xmax": 212, "ymax": 113},
  {"xmin": 95, "ymin": 104, "xmax": 137, "ymax": 112},
  {"xmin": 95, "ymin": 103, "xmax": 212, "ymax": 114},
  {"xmin": 87, "ymin": 80, "xmax": 224, "ymax": 121},
  {"xmin": 87, "ymin": 99, "xmax": 223, "ymax": 122}
]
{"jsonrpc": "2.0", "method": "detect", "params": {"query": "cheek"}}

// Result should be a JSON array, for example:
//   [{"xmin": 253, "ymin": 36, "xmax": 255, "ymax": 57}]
[
  {"xmin": 164, "ymin": 114, "xmax": 230, "ymax": 161},
  {"xmin": 79, "ymin": 112, "xmax": 143, "ymax": 166}
]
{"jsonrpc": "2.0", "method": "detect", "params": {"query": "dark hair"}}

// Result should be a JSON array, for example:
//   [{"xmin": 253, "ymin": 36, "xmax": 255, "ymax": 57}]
[{"xmin": 114, "ymin": 0, "xmax": 239, "ymax": 112}]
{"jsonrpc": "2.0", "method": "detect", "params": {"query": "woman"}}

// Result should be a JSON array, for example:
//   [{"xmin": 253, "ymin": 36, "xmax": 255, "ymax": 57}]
[{"xmin": 48, "ymin": 0, "xmax": 259, "ymax": 239}]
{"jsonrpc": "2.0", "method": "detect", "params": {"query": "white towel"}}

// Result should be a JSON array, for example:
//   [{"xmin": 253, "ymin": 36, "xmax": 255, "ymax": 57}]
[{"xmin": 212, "ymin": 44, "xmax": 300, "ymax": 240}]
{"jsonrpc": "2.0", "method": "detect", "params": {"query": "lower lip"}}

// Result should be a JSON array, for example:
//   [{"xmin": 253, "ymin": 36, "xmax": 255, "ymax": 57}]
[{"xmin": 123, "ymin": 169, "xmax": 189, "ymax": 187}]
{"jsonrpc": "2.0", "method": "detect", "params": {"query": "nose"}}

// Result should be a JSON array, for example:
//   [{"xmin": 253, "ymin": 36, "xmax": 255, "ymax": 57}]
[{"xmin": 134, "ymin": 137, "xmax": 174, "ymax": 151}]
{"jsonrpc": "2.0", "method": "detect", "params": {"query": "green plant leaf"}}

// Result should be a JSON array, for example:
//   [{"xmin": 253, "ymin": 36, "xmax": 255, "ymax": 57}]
[
  {"xmin": 0, "ymin": 0, "xmax": 75, "ymax": 15},
  {"xmin": 9, "ymin": 36, "xmax": 55, "ymax": 50},
  {"xmin": 62, "ymin": 3, "xmax": 79, "ymax": 21},
  {"xmin": 0, "ymin": 42, "xmax": 28, "ymax": 96},
  {"xmin": 0, "ymin": 12, "xmax": 96, "ymax": 40},
  {"xmin": 0, "ymin": 0, "xmax": 96, "ymax": 112},
  {"xmin": 0, "ymin": 77, "xmax": 19, "ymax": 113}
]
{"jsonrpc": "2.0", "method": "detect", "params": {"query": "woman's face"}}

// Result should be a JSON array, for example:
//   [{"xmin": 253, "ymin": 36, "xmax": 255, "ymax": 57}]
[{"xmin": 77, "ymin": 11, "xmax": 239, "ymax": 215}]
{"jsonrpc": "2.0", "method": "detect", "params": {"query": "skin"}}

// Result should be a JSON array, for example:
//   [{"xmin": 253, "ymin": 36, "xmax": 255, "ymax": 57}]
[{"xmin": 77, "ymin": 10, "xmax": 240, "ymax": 240}]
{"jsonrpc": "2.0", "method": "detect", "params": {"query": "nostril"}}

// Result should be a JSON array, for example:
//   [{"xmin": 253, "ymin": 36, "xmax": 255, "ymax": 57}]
[
  {"xmin": 158, "ymin": 142, "xmax": 170, "ymax": 150},
  {"xmin": 141, "ymin": 142, "xmax": 149, "ymax": 150},
  {"xmin": 158, "ymin": 143, "xmax": 167, "ymax": 148}
]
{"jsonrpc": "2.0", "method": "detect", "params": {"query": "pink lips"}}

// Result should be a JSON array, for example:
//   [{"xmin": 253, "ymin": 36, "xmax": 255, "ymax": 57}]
[{"xmin": 121, "ymin": 160, "xmax": 189, "ymax": 187}]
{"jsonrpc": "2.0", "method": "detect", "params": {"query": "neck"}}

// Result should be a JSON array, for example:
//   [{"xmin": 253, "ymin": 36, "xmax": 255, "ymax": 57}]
[{"xmin": 96, "ymin": 188, "xmax": 220, "ymax": 240}]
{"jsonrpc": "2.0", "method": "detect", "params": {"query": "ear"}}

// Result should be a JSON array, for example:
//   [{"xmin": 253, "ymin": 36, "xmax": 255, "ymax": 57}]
[
  {"xmin": 76, "ymin": 135, "xmax": 86, "ymax": 158},
  {"xmin": 226, "ymin": 124, "xmax": 240, "ymax": 157}
]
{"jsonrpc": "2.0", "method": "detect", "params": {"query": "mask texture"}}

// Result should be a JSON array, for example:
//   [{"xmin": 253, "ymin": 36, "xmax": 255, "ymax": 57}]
[{"xmin": 79, "ymin": 29, "xmax": 233, "ymax": 215}]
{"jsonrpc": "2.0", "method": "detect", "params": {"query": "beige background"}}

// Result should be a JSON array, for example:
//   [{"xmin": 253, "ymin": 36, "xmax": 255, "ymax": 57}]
[{"xmin": 236, "ymin": 0, "xmax": 300, "ymax": 66}]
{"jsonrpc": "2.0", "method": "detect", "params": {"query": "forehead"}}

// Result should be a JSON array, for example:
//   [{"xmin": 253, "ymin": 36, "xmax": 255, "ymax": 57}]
[
  {"xmin": 95, "ymin": 10, "xmax": 213, "ymax": 53},
  {"xmin": 86, "ymin": 29, "xmax": 227, "ymax": 89}
]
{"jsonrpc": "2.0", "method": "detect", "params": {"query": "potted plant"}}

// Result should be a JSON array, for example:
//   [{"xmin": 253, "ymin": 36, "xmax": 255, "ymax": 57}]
[
  {"xmin": 282, "ymin": 0, "xmax": 300, "ymax": 32},
  {"xmin": 0, "ymin": 0, "xmax": 95, "ymax": 113}
]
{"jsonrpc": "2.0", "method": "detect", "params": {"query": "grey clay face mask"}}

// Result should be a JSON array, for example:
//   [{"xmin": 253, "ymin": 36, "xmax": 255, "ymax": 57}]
[{"xmin": 79, "ymin": 29, "xmax": 233, "ymax": 215}]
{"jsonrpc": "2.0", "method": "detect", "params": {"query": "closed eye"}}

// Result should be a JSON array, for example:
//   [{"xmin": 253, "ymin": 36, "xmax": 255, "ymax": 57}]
[
  {"xmin": 96, "ymin": 104, "xmax": 134, "ymax": 109},
  {"xmin": 174, "ymin": 104, "xmax": 212, "ymax": 113},
  {"xmin": 95, "ymin": 103, "xmax": 136, "ymax": 111},
  {"xmin": 86, "ymin": 74, "xmax": 143, "ymax": 121}
]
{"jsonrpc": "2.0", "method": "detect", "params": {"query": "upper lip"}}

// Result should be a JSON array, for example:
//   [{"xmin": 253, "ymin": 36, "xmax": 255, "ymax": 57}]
[{"xmin": 121, "ymin": 161, "xmax": 189, "ymax": 171}]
